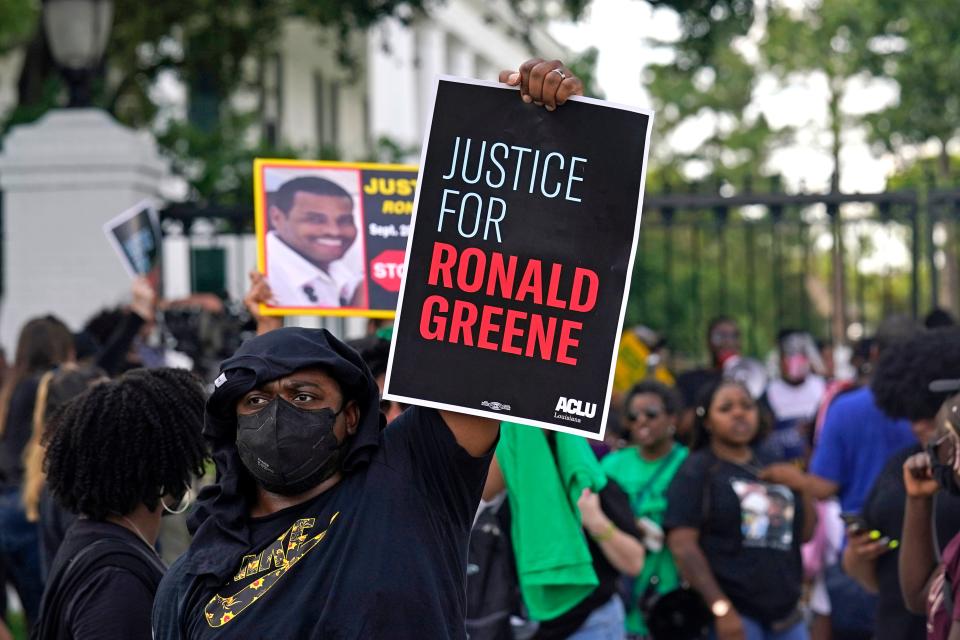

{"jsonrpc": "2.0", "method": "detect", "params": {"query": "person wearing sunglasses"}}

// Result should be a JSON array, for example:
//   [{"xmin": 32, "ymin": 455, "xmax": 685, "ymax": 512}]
[
  {"xmin": 601, "ymin": 381, "xmax": 688, "ymax": 638},
  {"xmin": 900, "ymin": 396, "xmax": 960, "ymax": 640}
]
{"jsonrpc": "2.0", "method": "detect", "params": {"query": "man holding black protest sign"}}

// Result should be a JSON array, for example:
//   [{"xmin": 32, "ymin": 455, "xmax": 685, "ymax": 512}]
[{"xmin": 152, "ymin": 59, "xmax": 589, "ymax": 640}]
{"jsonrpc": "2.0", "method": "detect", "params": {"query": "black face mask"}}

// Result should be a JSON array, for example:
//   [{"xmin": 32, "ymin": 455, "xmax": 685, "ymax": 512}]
[
  {"xmin": 236, "ymin": 397, "xmax": 349, "ymax": 496},
  {"xmin": 928, "ymin": 440, "xmax": 960, "ymax": 497}
]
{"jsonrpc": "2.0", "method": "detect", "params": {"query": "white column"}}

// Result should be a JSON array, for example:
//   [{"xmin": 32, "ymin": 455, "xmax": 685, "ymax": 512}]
[
  {"xmin": 476, "ymin": 56, "xmax": 497, "ymax": 83},
  {"xmin": 416, "ymin": 23, "xmax": 447, "ymax": 130},
  {"xmin": 224, "ymin": 234, "xmax": 258, "ymax": 302},
  {"xmin": 0, "ymin": 109, "xmax": 167, "ymax": 351},
  {"xmin": 367, "ymin": 19, "xmax": 419, "ymax": 149},
  {"xmin": 162, "ymin": 230, "xmax": 191, "ymax": 300},
  {"xmin": 447, "ymin": 37, "xmax": 477, "ymax": 78}
]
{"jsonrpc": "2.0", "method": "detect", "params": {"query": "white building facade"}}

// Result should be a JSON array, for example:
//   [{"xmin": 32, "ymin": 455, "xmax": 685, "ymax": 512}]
[
  {"xmin": 0, "ymin": 0, "xmax": 565, "ymax": 346},
  {"xmin": 164, "ymin": 0, "xmax": 565, "ymax": 337}
]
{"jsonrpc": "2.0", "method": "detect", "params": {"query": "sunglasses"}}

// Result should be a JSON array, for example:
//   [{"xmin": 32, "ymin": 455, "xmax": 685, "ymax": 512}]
[
  {"xmin": 627, "ymin": 406, "xmax": 663, "ymax": 422},
  {"xmin": 710, "ymin": 330, "xmax": 740, "ymax": 343}
]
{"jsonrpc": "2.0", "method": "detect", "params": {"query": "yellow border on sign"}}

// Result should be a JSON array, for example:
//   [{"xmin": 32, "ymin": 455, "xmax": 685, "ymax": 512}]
[{"xmin": 253, "ymin": 157, "xmax": 415, "ymax": 319}]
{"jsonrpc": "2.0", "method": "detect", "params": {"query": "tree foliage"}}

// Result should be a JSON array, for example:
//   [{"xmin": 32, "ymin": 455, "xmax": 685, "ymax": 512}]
[
  {"xmin": 760, "ymin": 0, "xmax": 885, "ymax": 188},
  {"xmin": 642, "ymin": 0, "xmax": 788, "ymax": 190},
  {"xmin": 0, "ymin": 0, "xmax": 37, "ymax": 53},
  {"xmin": 862, "ymin": 3, "xmax": 960, "ymax": 178}
]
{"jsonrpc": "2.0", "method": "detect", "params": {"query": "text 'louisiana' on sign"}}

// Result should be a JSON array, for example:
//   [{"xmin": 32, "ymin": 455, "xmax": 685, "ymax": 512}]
[{"xmin": 384, "ymin": 76, "xmax": 654, "ymax": 440}]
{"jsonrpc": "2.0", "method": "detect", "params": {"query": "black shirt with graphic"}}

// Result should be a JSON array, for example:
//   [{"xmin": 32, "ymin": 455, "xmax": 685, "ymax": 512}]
[
  {"xmin": 153, "ymin": 407, "xmax": 493, "ymax": 639},
  {"xmin": 663, "ymin": 448, "xmax": 804, "ymax": 624}
]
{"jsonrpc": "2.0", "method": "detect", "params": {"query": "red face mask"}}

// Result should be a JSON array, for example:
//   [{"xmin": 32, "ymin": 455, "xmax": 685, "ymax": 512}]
[
  {"xmin": 784, "ymin": 354, "xmax": 810, "ymax": 381},
  {"xmin": 716, "ymin": 349, "xmax": 740, "ymax": 368}
]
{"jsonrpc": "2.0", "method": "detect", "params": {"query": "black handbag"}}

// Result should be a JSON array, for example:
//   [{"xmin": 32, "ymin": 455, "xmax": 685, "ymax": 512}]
[
  {"xmin": 636, "ymin": 456, "xmax": 731, "ymax": 640},
  {"xmin": 639, "ymin": 575, "xmax": 711, "ymax": 640}
]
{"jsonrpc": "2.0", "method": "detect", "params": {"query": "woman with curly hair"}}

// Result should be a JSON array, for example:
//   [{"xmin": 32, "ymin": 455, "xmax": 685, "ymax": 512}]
[
  {"xmin": 855, "ymin": 326, "xmax": 960, "ymax": 640},
  {"xmin": 35, "ymin": 367, "xmax": 208, "ymax": 640},
  {"xmin": 665, "ymin": 379, "xmax": 816, "ymax": 640}
]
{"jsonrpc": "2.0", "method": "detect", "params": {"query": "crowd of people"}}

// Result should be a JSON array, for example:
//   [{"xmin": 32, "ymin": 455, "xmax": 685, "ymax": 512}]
[{"xmin": 0, "ymin": 57, "xmax": 957, "ymax": 640}]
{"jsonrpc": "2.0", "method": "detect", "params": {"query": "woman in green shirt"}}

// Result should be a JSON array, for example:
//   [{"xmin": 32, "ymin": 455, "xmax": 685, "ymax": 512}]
[{"xmin": 602, "ymin": 381, "xmax": 688, "ymax": 638}]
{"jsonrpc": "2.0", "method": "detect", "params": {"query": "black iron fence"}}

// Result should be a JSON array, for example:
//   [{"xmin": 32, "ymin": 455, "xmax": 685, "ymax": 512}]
[{"xmin": 160, "ymin": 185, "xmax": 960, "ymax": 360}]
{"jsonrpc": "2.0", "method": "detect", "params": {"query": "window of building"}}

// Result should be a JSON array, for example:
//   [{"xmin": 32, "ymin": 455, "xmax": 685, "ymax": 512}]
[{"xmin": 313, "ymin": 72, "xmax": 341, "ymax": 156}]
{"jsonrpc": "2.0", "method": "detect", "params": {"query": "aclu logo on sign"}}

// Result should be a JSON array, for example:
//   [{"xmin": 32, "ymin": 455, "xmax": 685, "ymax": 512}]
[
  {"xmin": 554, "ymin": 397, "xmax": 597, "ymax": 424},
  {"xmin": 481, "ymin": 400, "xmax": 511, "ymax": 412}
]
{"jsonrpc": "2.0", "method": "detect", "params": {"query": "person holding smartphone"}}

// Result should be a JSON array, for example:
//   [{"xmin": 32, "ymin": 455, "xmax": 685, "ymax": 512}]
[
  {"xmin": 900, "ymin": 392, "xmax": 960, "ymax": 640},
  {"xmin": 844, "ymin": 327, "xmax": 960, "ymax": 640}
]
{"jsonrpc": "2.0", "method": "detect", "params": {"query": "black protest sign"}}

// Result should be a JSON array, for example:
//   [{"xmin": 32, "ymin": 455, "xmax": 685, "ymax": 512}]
[
  {"xmin": 254, "ymin": 159, "xmax": 416, "ymax": 318},
  {"xmin": 103, "ymin": 200, "xmax": 163, "ymax": 289},
  {"xmin": 384, "ymin": 77, "xmax": 653, "ymax": 439}
]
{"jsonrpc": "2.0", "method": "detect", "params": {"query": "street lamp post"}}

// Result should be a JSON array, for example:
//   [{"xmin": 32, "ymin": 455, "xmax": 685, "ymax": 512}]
[{"xmin": 42, "ymin": 0, "xmax": 114, "ymax": 107}]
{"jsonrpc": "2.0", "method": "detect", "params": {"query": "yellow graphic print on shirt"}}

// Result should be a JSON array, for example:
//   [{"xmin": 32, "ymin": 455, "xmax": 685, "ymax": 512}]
[{"xmin": 204, "ymin": 512, "xmax": 340, "ymax": 628}]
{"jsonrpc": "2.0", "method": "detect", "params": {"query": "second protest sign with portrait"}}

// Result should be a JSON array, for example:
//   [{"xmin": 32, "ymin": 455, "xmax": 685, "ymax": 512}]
[
  {"xmin": 254, "ymin": 159, "xmax": 416, "ymax": 318},
  {"xmin": 385, "ymin": 77, "xmax": 653, "ymax": 439}
]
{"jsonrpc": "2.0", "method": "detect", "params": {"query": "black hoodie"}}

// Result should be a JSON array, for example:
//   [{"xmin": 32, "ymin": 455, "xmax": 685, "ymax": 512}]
[{"xmin": 152, "ymin": 327, "xmax": 492, "ymax": 639}]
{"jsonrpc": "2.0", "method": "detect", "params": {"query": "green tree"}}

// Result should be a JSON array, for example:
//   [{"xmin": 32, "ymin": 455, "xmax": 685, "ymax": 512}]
[
  {"xmin": 644, "ymin": 4, "xmax": 785, "ymax": 189},
  {"xmin": 631, "ymin": 1, "xmax": 823, "ymax": 356},
  {"xmin": 0, "ymin": 0, "xmax": 37, "ymax": 53},
  {"xmin": 761, "ymin": 0, "xmax": 884, "ymax": 190},
  {"xmin": 864, "ymin": 2, "xmax": 960, "ymax": 312},
  {"xmin": 864, "ymin": 3, "xmax": 960, "ymax": 179},
  {"xmin": 759, "ymin": 0, "xmax": 889, "ymax": 345}
]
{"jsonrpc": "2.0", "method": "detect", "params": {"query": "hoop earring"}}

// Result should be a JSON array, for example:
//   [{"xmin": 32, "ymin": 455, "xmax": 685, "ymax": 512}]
[{"xmin": 162, "ymin": 486, "xmax": 194, "ymax": 515}]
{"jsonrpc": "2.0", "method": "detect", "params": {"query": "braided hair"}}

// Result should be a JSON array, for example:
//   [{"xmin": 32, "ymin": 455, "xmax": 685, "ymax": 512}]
[{"xmin": 44, "ymin": 367, "xmax": 208, "ymax": 520}]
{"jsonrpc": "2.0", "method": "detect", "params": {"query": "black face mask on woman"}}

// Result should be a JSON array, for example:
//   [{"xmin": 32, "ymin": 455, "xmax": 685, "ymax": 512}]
[{"xmin": 236, "ymin": 396, "xmax": 348, "ymax": 495}]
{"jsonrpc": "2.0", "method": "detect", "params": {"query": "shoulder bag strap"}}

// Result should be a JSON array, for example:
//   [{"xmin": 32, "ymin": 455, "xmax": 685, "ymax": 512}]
[
  {"xmin": 700, "ymin": 451, "xmax": 724, "ymax": 536},
  {"xmin": 632, "ymin": 445, "xmax": 683, "ymax": 509}
]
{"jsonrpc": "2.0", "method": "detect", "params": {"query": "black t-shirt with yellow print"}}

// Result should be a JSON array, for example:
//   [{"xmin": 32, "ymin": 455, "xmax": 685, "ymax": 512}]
[{"xmin": 153, "ymin": 407, "xmax": 493, "ymax": 639}]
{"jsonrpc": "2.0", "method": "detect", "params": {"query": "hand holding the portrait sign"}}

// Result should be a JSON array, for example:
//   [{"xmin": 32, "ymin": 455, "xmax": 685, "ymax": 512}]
[
  {"xmin": 130, "ymin": 276, "xmax": 157, "ymax": 323},
  {"xmin": 245, "ymin": 271, "xmax": 283, "ymax": 335},
  {"xmin": 499, "ymin": 58, "xmax": 584, "ymax": 110}
]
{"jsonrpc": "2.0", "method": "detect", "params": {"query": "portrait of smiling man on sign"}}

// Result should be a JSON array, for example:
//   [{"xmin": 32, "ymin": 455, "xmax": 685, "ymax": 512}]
[{"xmin": 265, "ymin": 172, "xmax": 367, "ymax": 309}]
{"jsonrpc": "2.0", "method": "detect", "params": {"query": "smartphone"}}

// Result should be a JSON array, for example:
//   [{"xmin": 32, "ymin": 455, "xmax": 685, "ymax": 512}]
[{"xmin": 840, "ymin": 512, "xmax": 868, "ymax": 533}]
